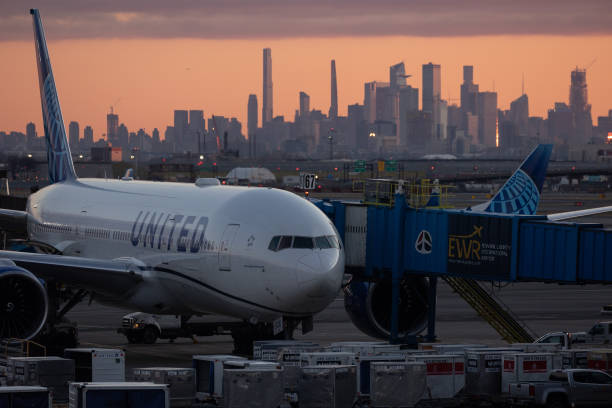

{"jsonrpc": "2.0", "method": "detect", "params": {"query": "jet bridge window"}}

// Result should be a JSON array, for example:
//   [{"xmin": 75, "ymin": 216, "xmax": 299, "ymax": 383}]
[{"xmin": 293, "ymin": 236, "xmax": 314, "ymax": 249}]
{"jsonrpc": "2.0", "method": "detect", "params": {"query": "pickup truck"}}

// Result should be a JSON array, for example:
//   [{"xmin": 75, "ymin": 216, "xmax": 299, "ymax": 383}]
[
  {"xmin": 509, "ymin": 369, "xmax": 612, "ymax": 407},
  {"xmin": 585, "ymin": 321, "xmax": 612, "ymax": 344},
  {"xmin": 117, "ymin": 312, "xmax": 243, "ymax": 344},
  {"xmin": 534, "ymin": 331, "xmax": 587, "ymax": 349}
]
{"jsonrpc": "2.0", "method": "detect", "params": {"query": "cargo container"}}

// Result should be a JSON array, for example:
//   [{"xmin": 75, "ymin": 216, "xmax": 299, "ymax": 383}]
[
  {"xmin": 222, "ymin": 368, "xmax": 284, "ymax": 408},
  {"xmin": 369, "ymin": 362, "xmax": 426, "ymax": 408},
  {"xmin": 511, "ymin": 343, "xmax": 562, "ymax": 353},
  {"xmin": 354, "ymin": 354, "xmax": 407, "ymax": 397},
  {"xmin": 222, "ymin": 360, "xmax": 281, "ymax": 370},
  {"xmin": 561, "ymin": 350, "xmax": 588, "ymax": 369},
  {"xmin": 0, "ymin": 386, "xmax": 50, "ymax": 408},
  {"xmin": 298, "ymin": 365, "xmax": 357, "ymax": 408},
  {"xmin": 501, "ymin": 352, "xmax": 562, "ymax": 392},
  {"xmin": 587, "ymin": 349, "xmax": 612, "ymax": 373},
  {"xmin": 410, "ymin": 354, "xmax": 465, "ymax": 399},
  {"xmin": 430, "ymin": 344, "xmax": 487, "ymax": 354},
  {"xmin": 192, "ymin": 355, "xmax": 245, "ymax": 400},
  {"xmin": 328, "ymin": 341, "xmax": 400, "ymax": 357},
  {"xmin": 68, "ymin": 382, "xmax": 169, "ymax": 408},
  {"xmin": 465, "ymin": 349, "xmax": 521, "ymax": 396},
  {"xmin": 63, "ymin": 348, "xmax": 124, "ymax": 382},
  {"xmin": 299, "ymin": 352, "xmax": 355, "ymax": 367},
  {"xmin": 252, "ymin": 340, "xmax": 317, "ymax": 360},
  {"xmin": 8, "ymin": 356, "xmax": 74, "ymax": 402},
  {"xmin": 132, "ymin": 367, "xmax": 194, "ymax": 407}
]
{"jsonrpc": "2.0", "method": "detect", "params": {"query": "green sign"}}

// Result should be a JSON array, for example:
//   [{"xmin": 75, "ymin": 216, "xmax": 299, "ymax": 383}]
[
  {"xmin": 385, "ymin": 160, "xmax": 397, "ymax": 171},
  {"xmin": 353, "ymin": 160, "xmax": 366, "ymax": 172}
]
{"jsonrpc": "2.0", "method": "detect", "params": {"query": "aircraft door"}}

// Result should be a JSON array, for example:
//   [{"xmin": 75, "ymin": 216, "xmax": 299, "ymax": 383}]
[{"xmin": 219, "ymin": 224, "xmax": 240, "ymax": 271}]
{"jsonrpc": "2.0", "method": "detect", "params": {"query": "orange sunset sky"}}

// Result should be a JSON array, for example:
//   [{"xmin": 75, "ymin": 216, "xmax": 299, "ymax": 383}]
[{"xmin": 1, "ymin": 1, "xmax": 611, "ymax": 140}]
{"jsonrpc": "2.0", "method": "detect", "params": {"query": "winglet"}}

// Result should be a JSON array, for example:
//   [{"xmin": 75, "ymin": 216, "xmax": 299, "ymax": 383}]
[
  {"xmin": 31, "ymin": 9, "xmax": 76, "ymax": 184},
  {"xmin": 477, "ymin": 144, "xmax": 553, "ymax": 215}
]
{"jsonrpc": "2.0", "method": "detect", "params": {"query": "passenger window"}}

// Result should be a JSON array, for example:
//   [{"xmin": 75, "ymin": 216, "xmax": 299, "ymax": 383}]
[
  {"xmin": 590, "ymin": 372, "xmax": 612, "ymax": 384},
  {"xmin": 572, "ymin": 372, "xmax": 589, "ymax": 383},
  {"xmin": 268, "ymin": 236, "xmax": 280, "ymax": 251},
  {"xmin": 278, "ymin": 236, "xmax": 292, "ymax": 251},
  {"xmin": 293, "ymin": 237, "xmax": 314, "ymax": 249},
  {"xmin": 315, "ymin": 236, "xmax": 332, "ymax": 249}
]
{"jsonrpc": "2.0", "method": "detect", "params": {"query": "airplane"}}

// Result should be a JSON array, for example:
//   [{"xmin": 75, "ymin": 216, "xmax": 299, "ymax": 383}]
[
  {"xmin": 2, "ymin": 10, "xmax": 611, "ymax": 351},
  {"xmin": 0, "ymin": 9, "xmax": 344, "ymax": 353}
]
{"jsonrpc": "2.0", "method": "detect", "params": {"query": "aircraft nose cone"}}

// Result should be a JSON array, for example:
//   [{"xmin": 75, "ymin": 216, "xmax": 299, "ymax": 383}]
[{"xmin": 296, "ymin": 250, "xmax": 343, "ymax": 300}]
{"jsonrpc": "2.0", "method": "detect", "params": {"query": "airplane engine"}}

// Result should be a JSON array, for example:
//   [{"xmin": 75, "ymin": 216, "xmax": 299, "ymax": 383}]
[
  {"xmin": 344, "ymin": 277, "xmax": 429, "ymax": 340},
  {"xmin": 0, "ymin": 263, "xmax": 48, "ymax": 340}
]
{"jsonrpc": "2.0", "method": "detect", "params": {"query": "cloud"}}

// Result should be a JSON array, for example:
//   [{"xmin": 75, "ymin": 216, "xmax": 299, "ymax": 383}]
[{"xmin": 1, "ymin": 0, "xmax": 611, "ymax": 41}]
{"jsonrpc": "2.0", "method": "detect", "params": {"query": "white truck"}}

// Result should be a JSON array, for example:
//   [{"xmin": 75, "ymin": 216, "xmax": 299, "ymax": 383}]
[
  {"xmin": 508, "ymin": 369, "xmax": 612, "ymax": 407},
  {"xmin": 535, "ymin": 322, "xmax": 612, "ymax": 349}
]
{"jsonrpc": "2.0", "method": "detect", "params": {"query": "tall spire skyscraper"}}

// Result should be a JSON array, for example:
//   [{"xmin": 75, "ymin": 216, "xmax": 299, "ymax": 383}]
[
  {"xmin": 262, "ymin": 48, "xmax": 273, "ymax": 124},
  {"xmin": 329, "ymin": 60, "xmax": 338, "ymax": 119}
]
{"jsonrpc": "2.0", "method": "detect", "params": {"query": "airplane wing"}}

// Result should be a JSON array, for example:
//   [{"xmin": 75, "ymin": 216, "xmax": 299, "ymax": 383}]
[
  {"xmin": 0, "ymin": 250, "xmax": 145, "ymax": 297},
  {"xmin": 547, "ymin": 206, "xmax": 612, "ymax": 222}
]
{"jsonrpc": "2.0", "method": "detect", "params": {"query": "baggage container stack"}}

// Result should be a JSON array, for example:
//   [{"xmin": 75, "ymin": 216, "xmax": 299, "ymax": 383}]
[
  {"xmin": 587, "ymin": 349, "xmax": 612, "ymax": 373},
  {"xmin": 560, "ymin": 349, "xmax": 589, "ymax": 369},
  {"xmin": 252, "ymin": 340, "xmax": 318, "ymax": 361},
  {"xmin": 299, "ymin": 352, "xmax": 355, "ymax": 367},
  {"xmin": 328, "ymin": 341, "xmax": 400, "ymax": 357},
  {"xmin": 274, "ymin": 346, "xmax": 321, "ymax": 395},
  {"xmin": 410, "ymin": 354, "xmax": 465, "ymax": 399},
  {"xmin": 0, "ymin": 386, "xmax": 51, "ymax": 408},
  {"xmin": 464, "ymin": 348, "xmax": 522, "ymax": 396},
  {"xmin": 69, "ymin": 382, "xmax": 169, "ymax": 408},
  {"xmin": 192, "ymin": 355, "xmax": 246, "ymax": 401},
  {"xmin": 222, "ymin": 367, "xmax": 284, "ymax": 408},
  {"xmin": 501, "ymin": 352, "xmax": 562, "ymax": 392},
  {"xmin": 354, "ymin": 354, "xmax": 407, "ymax": 397},
  {"xmin": 63, "ymin": 348, "xmax": 125, "ymax": 382},
  {"xmin": 132, "ymin": 367, "xmax": 194, "ymax": 407},
  {"xmin": 7, "ymin": 356, "xmax": 75, "ymax": 402},
  {"xmin": 369, "ymin": 361, "xmax": 426, "ymax": 408},
  {"xmin": 298, "ymin": 365, "xmax": 357, "ymax": 408}
]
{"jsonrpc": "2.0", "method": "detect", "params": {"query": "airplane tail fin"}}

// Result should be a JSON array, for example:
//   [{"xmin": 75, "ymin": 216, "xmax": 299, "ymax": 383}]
[
  {"xmin": 473, "ymin": 144, "xmax": 553, "ymax": 215},
  {"xmin": 31, "ymin": 9, "xmax": 76, "ymax": 184}
]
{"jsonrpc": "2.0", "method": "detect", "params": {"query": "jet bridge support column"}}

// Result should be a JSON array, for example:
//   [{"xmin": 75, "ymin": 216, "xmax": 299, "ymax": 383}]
[
  {"xmin": 390, "ymin": 193, "xmax": 406, "ymax": 344},
  {"xmin": 426, "ymin": 276, "xmax": 437, "ymax": 342}
]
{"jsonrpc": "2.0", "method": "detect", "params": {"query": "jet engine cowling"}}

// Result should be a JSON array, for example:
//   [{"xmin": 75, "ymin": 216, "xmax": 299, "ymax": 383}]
[
  {"xmin": 0, "ymin": 262, "xmax": 48, "ymax": 340},
  {"xmin": 344, "ymin": 277, "xmax": 429, "ymax": 340}
]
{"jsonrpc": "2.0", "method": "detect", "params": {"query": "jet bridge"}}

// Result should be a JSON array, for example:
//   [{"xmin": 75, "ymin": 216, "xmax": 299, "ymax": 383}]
[{"xmin": 314, "ymin": 194, "xmax": 612, "ymax": 343}]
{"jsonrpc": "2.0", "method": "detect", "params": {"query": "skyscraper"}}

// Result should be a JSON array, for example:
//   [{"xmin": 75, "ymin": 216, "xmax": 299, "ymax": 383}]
[
  {"xmin": 422, "ymin": 63, "xmax": 441, "ymax": 113},
  {"xmin": 248, "ymin": 94, "xmax": 258, "ymax": 158},
  {"xmin": 68, "ymin": 121, "xmax": 79, "ymax": 150},
  {"xmin": 364, "ymin": 82, "xmax": 378, "ymax": 123},
  {"xmin": 107, "ymin": 110, "xmax": 118, "ymax": 145},
  {"xmin": 248, "ymin": 94, "xmax": 258, "ymax": 137},
  {"xmin": 329, "ymin": 60, "xmax": 338, "ymax": 119},
  {"xmin": 460, "ymin": 65, "xmax": 479, "ymax": 115},
  {"xmin": 173, "ymin": 110, "xmax": 188, "ymax": 150},
  {"xmin": 262, "ymin": 48, "xmax": 273, "ymax": 124},
  {"xmin": 26, "ymin": 122, "xmax": 36, "ymax": 145},
  {"xmin": 83, "ymin": 125, "xmax": 94, "ymax": 148},
  {"xmin": 478, "ymin": 91, "xmax": 498, "ymax": 147},
  {"xmin": 390, "ymin": 62, "xmax": 407, "ymax": 89},
  {"xmin": 299, "ymin": 91, "xmax": 310, "ymax": 118},
  {"xmin": 570, "ymin": 67, "xmax": 592, "ymax": 142}
]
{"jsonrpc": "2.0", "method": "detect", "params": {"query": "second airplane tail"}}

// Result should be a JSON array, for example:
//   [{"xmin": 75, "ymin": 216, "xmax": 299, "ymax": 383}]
[
  {"xmin": 31, "ymin": 8, "xmax": 76, "ymax": 184},
  {"xmin": 472, "ymin": 144, "xmax": 553, "ymax": 215}
]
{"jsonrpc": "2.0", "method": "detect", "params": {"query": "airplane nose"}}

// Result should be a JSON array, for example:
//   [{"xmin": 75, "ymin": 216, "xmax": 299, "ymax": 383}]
[{"xmin": 296, "ymin": 250, "xmax": 343, "ymax": 301}]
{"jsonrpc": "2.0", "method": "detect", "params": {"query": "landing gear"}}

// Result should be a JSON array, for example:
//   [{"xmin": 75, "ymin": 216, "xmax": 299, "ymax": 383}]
[
  {"xmin": 230, "ymin": 317, "xmax": 302, "ymax": 356},
  {"xmin": 34, "ymin": 285, "xmax": 85, "ymax": 356}
]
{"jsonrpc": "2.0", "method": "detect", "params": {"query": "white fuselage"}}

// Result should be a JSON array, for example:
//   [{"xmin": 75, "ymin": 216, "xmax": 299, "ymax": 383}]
[{"xmin": 25, "ymin": 178, "xmax": 345, "ymax": 322}]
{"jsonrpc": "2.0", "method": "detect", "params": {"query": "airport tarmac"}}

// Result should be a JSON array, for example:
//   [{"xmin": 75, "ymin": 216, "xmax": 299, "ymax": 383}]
[{"xmin": 65, "ymin": 192, "xmax": 612, "ymax": 371}]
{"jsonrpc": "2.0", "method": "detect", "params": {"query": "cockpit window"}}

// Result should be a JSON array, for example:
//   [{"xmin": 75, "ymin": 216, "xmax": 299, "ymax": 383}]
[
  {"xmin": 278, "ymin": 236, "xmax": 293, "ymax": 250},
  {"xmin": 315, "ymin": 236, "xmax": 332, "ymax": 249},
  {"xmin": 327, "ymin": 235, "xmax": 340, "ymax": 249},
  {"xmin": 293, "ymin": 236, "xmax": 314, "ymax": 249},
  {"xmin": 268, "ymin": 236, "xmax": 280, "ymax": 251}
]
